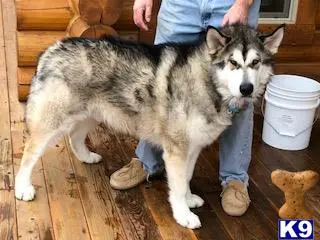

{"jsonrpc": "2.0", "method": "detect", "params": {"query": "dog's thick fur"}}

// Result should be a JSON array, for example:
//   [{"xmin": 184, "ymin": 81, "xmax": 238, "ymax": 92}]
[{"xmin": 15, "ymin": 24, "xmax": 284, "ymax": 229}]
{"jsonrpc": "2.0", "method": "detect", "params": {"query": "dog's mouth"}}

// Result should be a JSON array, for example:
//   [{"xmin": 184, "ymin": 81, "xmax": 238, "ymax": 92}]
[{"xmin": 228, "ymin": 97, "xmax": 252, "ymax": 112}]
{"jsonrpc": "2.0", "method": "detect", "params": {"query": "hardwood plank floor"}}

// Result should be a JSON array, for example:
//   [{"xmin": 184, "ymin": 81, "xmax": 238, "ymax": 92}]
[
  {"xmin": 0, "ymin": 0, "xmax": 17, "ymax": 238},
  {"xmin": 0, "ymin": 0, "xmax": 320, "ymax": 239}
]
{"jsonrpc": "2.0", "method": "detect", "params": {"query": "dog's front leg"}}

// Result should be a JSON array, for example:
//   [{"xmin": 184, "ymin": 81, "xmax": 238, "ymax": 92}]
[
  {"xmin": 163, "ymin": 143, "xmax": 201, "ymax": 229},
  {"xmin": 186, "ymin": 146, "xmax": 204, "ymax": 208}
]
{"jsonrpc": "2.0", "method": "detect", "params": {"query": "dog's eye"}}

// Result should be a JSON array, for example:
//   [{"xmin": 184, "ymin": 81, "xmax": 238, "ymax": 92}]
[
  {"xmin": 250, "ymin": 59, "xmax": 260, "ymax": 67},
  {"xmin": 229, "ymin": 59, "xmax": 239, "ymax": 68}
]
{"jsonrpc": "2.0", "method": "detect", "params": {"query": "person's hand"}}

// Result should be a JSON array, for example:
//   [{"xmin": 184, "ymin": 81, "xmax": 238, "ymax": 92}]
[
  {"xmin": 222, "ymin": 0, "xmax": 251, "ymax": 26},
  {"xmin": 133, "ymin": 0, "xmax": 153, "ymax": 31}
]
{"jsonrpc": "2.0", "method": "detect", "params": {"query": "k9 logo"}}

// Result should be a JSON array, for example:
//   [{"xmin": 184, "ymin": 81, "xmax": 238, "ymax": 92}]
[{"xmin": 278, "ymin": 220, "xmax": 314, "ymax": 240}]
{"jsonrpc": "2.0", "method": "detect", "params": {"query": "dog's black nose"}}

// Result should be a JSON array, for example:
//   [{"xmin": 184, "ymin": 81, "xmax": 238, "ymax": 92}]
[{"xmin": 240, "ymin": 83, "xmax": 253, "ymax": 96}]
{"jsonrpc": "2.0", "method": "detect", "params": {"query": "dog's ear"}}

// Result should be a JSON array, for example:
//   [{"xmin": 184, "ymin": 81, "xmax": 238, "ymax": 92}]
[
  {"xmin": 259, "ymin": 24, "xmax": 285, "ymax": 54},
  {"xmin": 206, "ymin": 26, "xmax": 230, "ymax": 55}
]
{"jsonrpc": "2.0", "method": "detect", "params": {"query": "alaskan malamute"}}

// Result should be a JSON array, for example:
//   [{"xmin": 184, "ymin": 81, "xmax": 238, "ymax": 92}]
[{"xmin": 15, "ymin": 24, "xmax": 284, "ymax": 229}]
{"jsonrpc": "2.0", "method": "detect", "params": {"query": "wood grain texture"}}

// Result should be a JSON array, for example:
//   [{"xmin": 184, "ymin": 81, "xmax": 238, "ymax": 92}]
[
  {"xmin": 2, "ymin": 0, "xmax": 25, "ymax": 123},
  {"xmin": 17, "ymin": 31, "xmax": 65, "ymax": 66},
  {"xmin": 16, "ymin": 1, "xmax": 73, "ymax": 31},
  {"xmin": 12, "ymin": 123, "xmax": 54, "ymax": 240},
  {"xmin": 66, "ymin": 15, "xmax": 91, "ymax": 37},
  {"xmin": 0, "ymin": 0, "xmax": 12, "ymax": 191},
  {"xmin": 295, "ymin": 0, "xmax": 319, "ymax": 25},
  {"xmin": 0, "ymin": 190, "xmax": 16, "ymax": 240},
  {"xmin": 259, "ymin": 24, "xmax": 315, "ymax": 45},
  {"xmin": 17, "ymin": 67, "xmax": 35, "ymax": 85},
  {"xmin": 16, "ymin": 0, "xmax": 135, "ymax": 31},
  {"xmin": 72, "ymin": 0, "xmax": 123, "ymax": 26},
  {"xmin": 81, "ymin": 25, "xmax": 118, "ymax": 38},
  {"xmin": 314, "ymin": 30, "xmax": 320, "ymax": 44},
  {"xmin": 41, "ymin": 139, "xmax": 90, "ymax": 240},
  {"xmin": 112, "ymin": 0, "xmax": 136, "ymax": 30},
  {"xmin": 101, "ymin": 0, "xmax": 123, "ymax": 26},
  {"xmin": 198, "ymin": 147, "xmax": 278, "ymax": 240},
  {"xmin": 66, "ymin": 137, "xmax": 128, "ymax": 240},
  {"xmin": 252, "ymin": 117, "xmax": 320, "ymax": 238},
  {"xmin": 17, "ymin": 85, "xmax": 29, "ymax": 102},
  {"xmin": 87, "ymin": 126, "xmax": 163, "ymax": 240},
  {"xmin": 0, "ymin": 0, "xmax": 17, "ymax": 237},
  {"xmin": 141, "ymin": 182, "xmax": 198, "ymax": 240},
  {"xmin": 316, "ymin": 3, "xmax": 320, "ymax": 29},
  {"xmin": 78, "ymin": 0, "xmax": 103, "ymax": 25},
  {"xmin": 274, "ymin": 62, "xmax": 320, "ymax": 81},
  {"xmin": 276, "ymin": 45, "xmax": 320, "ymax": 62}
]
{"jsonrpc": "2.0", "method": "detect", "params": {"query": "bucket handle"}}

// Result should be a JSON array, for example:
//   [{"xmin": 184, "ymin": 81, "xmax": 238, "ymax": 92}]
[{"xmin": 261, "ymin": 95, "xmax": 320, "ymax": 138}]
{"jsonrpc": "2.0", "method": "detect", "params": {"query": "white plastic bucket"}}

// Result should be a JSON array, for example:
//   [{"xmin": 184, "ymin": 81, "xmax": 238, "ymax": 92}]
[{"xmin": 262, "ymin": 75, "xmax": 320, "ymax": 150}]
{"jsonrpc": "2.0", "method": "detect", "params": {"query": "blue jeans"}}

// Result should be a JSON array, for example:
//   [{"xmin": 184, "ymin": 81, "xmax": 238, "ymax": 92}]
[{"xmin": 136, "ymin": 0, "xmax": 261, "ymax": 186}]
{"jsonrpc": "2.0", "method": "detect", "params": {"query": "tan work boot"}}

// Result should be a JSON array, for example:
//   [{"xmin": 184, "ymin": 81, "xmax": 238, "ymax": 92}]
[
  {"xmin": 221, "ymin": 180, "xmax": 251, "ymax": 216},
  {"xmin": 110, "ymin": 158, "xmax": 147, "ymax": 190}
]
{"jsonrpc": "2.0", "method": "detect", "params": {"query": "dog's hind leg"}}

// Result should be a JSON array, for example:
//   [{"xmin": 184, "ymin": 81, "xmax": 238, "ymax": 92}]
[
  {"xmin": 15, "ymin": 131, "xmax": 58, "ymax": 201},
  {"xmin": 68, "ymin": 118, "xmax": 102, "ymax": 164},
  {"xmin": 163, "ymin": 142, "xmax": 201, "ymax": 229},
  {"xmin": 185, "ymin": 147, "xmax": 204, "ymax": 208}
]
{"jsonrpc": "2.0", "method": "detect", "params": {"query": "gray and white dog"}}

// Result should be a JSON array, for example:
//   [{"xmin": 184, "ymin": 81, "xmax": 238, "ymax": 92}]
[{"xmin": 15, "ymin": 24, "xmax": 284, "ymax": 229}]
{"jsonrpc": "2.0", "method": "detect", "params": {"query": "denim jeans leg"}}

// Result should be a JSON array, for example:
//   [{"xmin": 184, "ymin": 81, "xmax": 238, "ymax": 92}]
[
  {"xmin": 208, "ymin": 0, "xmax": 260, "ymax": 187},
  {"xmin": 135, "ymin": 140, "xmax": 164, "ymax": 175},
  {"xmin": 219, "ymin": 102, "xmax": 254, "ymax": 186}
]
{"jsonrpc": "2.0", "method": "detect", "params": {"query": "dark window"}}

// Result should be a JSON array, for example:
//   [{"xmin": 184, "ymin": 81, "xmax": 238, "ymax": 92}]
[{"xmin": 260, "ymin": 0, "xmax": 292, "ymax": 18}]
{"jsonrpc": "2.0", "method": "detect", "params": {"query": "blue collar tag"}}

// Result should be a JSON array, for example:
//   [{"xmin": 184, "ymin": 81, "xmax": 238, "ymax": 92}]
[{"xmin": 228, "ymin": 104, "xmax": 241, "ymax": 113}]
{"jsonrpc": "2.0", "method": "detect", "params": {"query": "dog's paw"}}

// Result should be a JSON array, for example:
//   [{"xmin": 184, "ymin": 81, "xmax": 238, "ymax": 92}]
[
  {"xmin": 15, "ymin": 184, "xmax": 35, "ymax": 201},
  {"xmin": 174, "ymin": 210, "xmax": 202, "ymax": 229},
  {"xmin": 81, "ymin": 152, "xmax": 102, "ymax": 164},
  {"xmin": 186, "ymin": 194, "xmax": 204, "ymax": 208}
]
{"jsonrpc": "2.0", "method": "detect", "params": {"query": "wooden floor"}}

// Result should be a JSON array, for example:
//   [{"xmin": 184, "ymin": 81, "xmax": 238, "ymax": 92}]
[{"xmin": 1, "ymin": 0, "xmax": 320, "ymax": 239}]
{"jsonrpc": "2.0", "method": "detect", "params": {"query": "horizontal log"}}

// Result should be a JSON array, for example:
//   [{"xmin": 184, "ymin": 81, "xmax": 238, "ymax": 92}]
[
  {"xmin": 113, "ymin": 0, "xmax": 137, "ymax": 30},
  {"xmin": 17, "ymin": 31, "xmax": 66, "ymax": 66},
  {"xmin": 274, "ymin": 62, "xmax": 320, "ymax": 81},
  {"xmin": 276, "ymin": 45, "xmax": 320, "ymax": 62},
  {"xmin": 16, "ymin": 0, "xmax": 73, "ymax": 30},
  {"xmin": 66, "ymin": 16, "xmax": 118, "ymax": 37},
  {"xmin": 16, "ymin": 0, "xmax": 69, "ymax": 9},
  {"xmin": 70, "ymin": 0, "xmax": 123, "ymax": 25},
  {"xmin": 17, "ymin": 30, "xmax": 138, "ymax": 67},
  {"xmin": 18, "ymin": 85, "xmax": 29, "ymax": 102},
  {"xmin": 16, "ymin": 0, "xmax": 136, "ymax": 31},
  {"xmin": 17, "ymin": 67, "xmax": 35, "ymax": 85},
  {"xmin": 81, "ymin": 25, "xmax": 118, "ymax": 38},
  {"xmin": 17, "ymin": 8, "xmax": 73, "ymax": 31},
  {"xmin": 101, "ymin": 0, "xmax": 123, "ymax": 25}
]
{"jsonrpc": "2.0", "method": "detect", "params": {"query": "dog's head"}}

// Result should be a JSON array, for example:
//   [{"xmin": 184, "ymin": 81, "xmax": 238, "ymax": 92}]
[{"xmin": 206, "ymin": 24, "xmax": 284, "ymax": 102}]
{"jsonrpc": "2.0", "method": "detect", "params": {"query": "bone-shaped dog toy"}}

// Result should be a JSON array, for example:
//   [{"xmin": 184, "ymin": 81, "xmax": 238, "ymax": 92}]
[{"xmin": 271, "ymin": 169, "xmax": 319, "ymax": 219}]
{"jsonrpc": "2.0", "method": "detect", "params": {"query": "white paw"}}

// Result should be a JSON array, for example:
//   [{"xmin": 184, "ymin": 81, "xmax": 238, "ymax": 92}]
[
  {"xmin": 186, "ymin": 194, "xmax": 205, "ymax": 208},
  {"xmin": 81, "ymin": 152, "xmax": 102, "ymax": 164},
  {"xmin": 15, "ymin": 184, "xmax": 36, "ymax": 201},
  {"xmin": 174, "ymin": 210, "xmax": 202, "ymax": 229}
]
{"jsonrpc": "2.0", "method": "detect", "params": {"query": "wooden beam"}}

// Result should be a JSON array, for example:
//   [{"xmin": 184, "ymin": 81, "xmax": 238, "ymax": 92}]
[
  {"xmin": 17, "ymin": 31, "xmax": 65, "ymax": 66},
  {"xmin": 16, "ymin": 0, "xmax": 135, "ymax": 31},
  {"xmin": 16, "ymin": 0, "xmax": 73, "ymax": 31}
]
